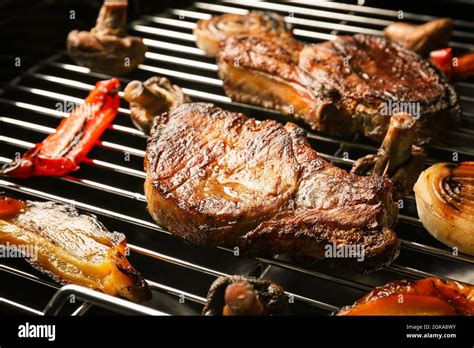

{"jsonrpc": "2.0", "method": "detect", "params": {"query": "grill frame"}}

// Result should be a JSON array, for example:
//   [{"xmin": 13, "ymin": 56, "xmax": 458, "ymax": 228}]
[{"xmin": 1, "ymin": 0, "xmax": 474, "ymax": 316}]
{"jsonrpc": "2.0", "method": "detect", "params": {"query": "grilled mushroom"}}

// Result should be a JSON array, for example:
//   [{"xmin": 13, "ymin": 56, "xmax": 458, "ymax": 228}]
[
  {"xmin": 124, "ymin": 76, "xmax": 191, "ymax": 134},
  {"xmin": 384, "ymin": 18, "xmax": 453, "ymax": 56},
  {"xmin": 66, "ymin": 0, "xmax": 147, "ymax": 75},
  {"xmin": 352, "ymin": 113, "xmax": 426, "ymax": 199},
  {"xmin": 202, "ymin": 275, "xmax": 289, "ymax": 316}
]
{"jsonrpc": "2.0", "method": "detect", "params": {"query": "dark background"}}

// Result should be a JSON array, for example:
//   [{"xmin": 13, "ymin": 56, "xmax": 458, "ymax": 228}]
[{"xmin": 0, "ymin": 0, "xmax": 193, "ymax": 82}]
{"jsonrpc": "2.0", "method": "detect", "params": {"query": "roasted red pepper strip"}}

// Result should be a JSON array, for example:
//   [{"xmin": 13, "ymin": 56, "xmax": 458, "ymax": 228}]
[
  {"xmin": 430, "ymin": 48, "xmax": 474, "ymax": 80},
  {"xmin": 2, "ymin": 78, "xmax": 120, "ymax": 177},
  {"xmin": 453, "ymin": 52, "xmax": 474, "ymax": 79},
  {"xmin": 430, "ymin": 48, "xmax": 453, "ymax": 76}
]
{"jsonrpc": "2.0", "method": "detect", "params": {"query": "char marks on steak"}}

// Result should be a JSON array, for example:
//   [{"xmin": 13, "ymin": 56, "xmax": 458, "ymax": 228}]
[
  {"xmin": 217, "ymin": 34, "xmax": 460, "ymax": 145},
  {"xmin": 145, "ymin": 103, "xmax": 399, "ymax": 272}
]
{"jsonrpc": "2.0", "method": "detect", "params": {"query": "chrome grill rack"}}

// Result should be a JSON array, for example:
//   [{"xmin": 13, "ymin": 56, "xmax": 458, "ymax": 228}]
[{"xmin": 0, "ymin": 0, "xmax": 473, "ymax": 316}]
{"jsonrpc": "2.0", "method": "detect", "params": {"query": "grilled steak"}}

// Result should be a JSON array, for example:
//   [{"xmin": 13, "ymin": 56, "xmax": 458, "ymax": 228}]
[
  {"xmin": 217, "ymin": 34, "xmax": 460, "ymax": 145},
  {"xmin": 145, "ymin": 103, "xmax": 399, "ymax": 272}
]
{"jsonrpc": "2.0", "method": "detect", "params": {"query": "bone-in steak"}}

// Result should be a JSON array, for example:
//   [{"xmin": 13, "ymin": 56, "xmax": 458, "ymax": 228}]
[
  {"xmin": 145, "ymin": 103, "xmax": 399, "ymax": 272},
  {"xmin": 217, "ymin": 34, "xmax": 460, "ymax": 145}
]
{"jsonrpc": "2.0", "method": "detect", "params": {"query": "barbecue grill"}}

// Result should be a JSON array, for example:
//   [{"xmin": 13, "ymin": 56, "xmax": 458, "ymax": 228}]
[{"xmin": 1, "ymin": 0, "xmax": 473, "ymax": 316}]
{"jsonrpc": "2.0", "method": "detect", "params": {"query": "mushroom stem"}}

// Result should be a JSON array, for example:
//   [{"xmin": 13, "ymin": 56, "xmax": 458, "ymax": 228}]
[
  {"xmin": 352, "ymin": 113, "xmax": 426, "ymax": 198},
  {"xmin": 373, "ymin": 113, "xmax": 416, "ymax": 176},
  {"xmin": 223, "ymin": 281, "xmax": 265, "ymax": 316},
  {"xmin": 384, "ymin": 18, "xmax": 453, "ymax": 55},
  {"xmin": 94, "ymin": 0, "xmax": 128, "ymax": 37}
]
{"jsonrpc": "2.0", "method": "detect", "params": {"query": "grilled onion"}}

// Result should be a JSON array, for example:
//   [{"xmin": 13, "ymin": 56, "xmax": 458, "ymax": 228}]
[
  {"xmin": 414, "ymin": 162, "xmax": 474, "ymax": 255},
  {"xmin": 194, "ymin": 11, "xmax": 292, "ymax": 57}
]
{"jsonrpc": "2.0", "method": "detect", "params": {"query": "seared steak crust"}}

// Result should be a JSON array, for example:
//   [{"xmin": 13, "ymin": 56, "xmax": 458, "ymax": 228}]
[
  {"xmin": 145, "ymin": 103, "xmax": 399, "ymax": 271},
  {"xmin": 218, "ymin": 34, "xmax": 460, "ymax": 145}
]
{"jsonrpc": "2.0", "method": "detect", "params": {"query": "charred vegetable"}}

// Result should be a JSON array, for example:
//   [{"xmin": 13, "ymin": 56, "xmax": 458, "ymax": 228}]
[
  {"xmin": 202, "ymin": 275, "xmax": 289, "ymax": 315},
  {"xmin": 453, "ymin": 52, "xmax": 474, "ymax": 79},
  {"xmin": 0, "ymin": 196, "xmax": 151, "ymax": 302},
  {"xmin": 384, "ymin": 18, "xmax": 453, "ymax": 56},
  {"xmin": 338, "ymin": 278, "xmax": 474, "ymax": 315},
  {"xmin": 124, "ymin": 76, "xmax": 191, "ymax": 134},
  {"xmin": 1, "ymin": 79, "xmax": 120, "ymax": 178},
  {"xmin": 67, "ymin": 0, "xmax": 147, "ymax": 75},
  {"xmin": 430, "ymin": 48, "xmax": 454, "ymax": 76},
  {"xmin": 351, "ymin": 113, "xmax": 426, "ymax": 199},
  {"xmin": 430, "ymin": 48, "xmax": 474, "ymax": 80},
  {"xmin": 414, "ymin": 161, "xmax": 474, "ymax": 255}
]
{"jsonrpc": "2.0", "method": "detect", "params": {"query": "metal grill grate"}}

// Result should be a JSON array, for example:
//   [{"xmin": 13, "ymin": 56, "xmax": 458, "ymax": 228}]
[{"xmin": 1, "ymin": 0, "xmax": 474, "ymax": 316}]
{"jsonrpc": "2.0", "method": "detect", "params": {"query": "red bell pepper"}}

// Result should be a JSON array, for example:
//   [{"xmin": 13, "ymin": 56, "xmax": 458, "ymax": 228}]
[
  {"xmin": 452, "ymin": 52, "xmax": 474, "ymax": 79},
  {"xmin": 430, "ymin": 48, "xmax": 453, "ymax": 76},
  {"xmin": 0, "ymin": 196, "xmax": 26, "ymax": 219},
  {"xmin": 2, "ymin": 78, "xmax": 120, "ymax": 178},
  {"xmin": 430, "ymin": 48, "xmax": 474, "ymax": 80}
]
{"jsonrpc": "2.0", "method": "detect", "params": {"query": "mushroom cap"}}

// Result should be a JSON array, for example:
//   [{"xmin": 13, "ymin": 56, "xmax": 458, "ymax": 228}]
[{"xmin": 66, "ymin": 29, "xmax": 147, "ymax": 75}]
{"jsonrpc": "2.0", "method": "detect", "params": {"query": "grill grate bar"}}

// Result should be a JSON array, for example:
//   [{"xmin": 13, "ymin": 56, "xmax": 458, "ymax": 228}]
[
  {"xmin": 0, "ymin": 117, "xmax": 145, "ymax": 157},
  {"xmin": 145, "ymin": 52, "xmax": 218, "ymax": 71},
  {"xmin": 146, "ymin": 280, "xmax": 207, "ymax": 305},
  {"xmin": 43, "ymin": 285, "xmax": 169, "ymax": 316},
  {"xmin": 130, "ymin": 245, "xmax": 339, "ymax": 311},
  {"xmin": 134, "ymin": 25, "xmax": 197, "ymax": 42},
  {"xmin": 0, "ymin": 138, "xmax": 146, "ymax": 178},
  {"xmin": 143, "ymin": 38, "xmax": 206, "ymax": 55},
  {"xmin": 143, "ymin": 16, "xmax": 198, "ymax": 29},
  {"xmin": 387, "ymin": 264, "xmax": 453, "ymax": 282},
  {"xmin": 0, "ymin": 297, "xmax": 44, "ymax": 316},
  {"xmin": 400, "ymin": 239, "xmax": 474, "ymax": 264},
  {"xmin": 0, "ymin": 263, "xmax": 59, "ymax": 290},
  {"xmin": 71, "ymin": 303, "xmax": 92, "ymax": 316},
  {"xmin": 137, "ymin": 64, "xmax": 223, "ymax": 86}
]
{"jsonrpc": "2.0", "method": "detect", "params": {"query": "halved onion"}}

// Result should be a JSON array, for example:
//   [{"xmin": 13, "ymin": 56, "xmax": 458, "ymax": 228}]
[
  {"xmin": 194, "ymin": 11, "xmax": 292, "ymax": 57},
  {"xmin": 414, "ymin": 162, "xmax": 474, "ymax": 255}
]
